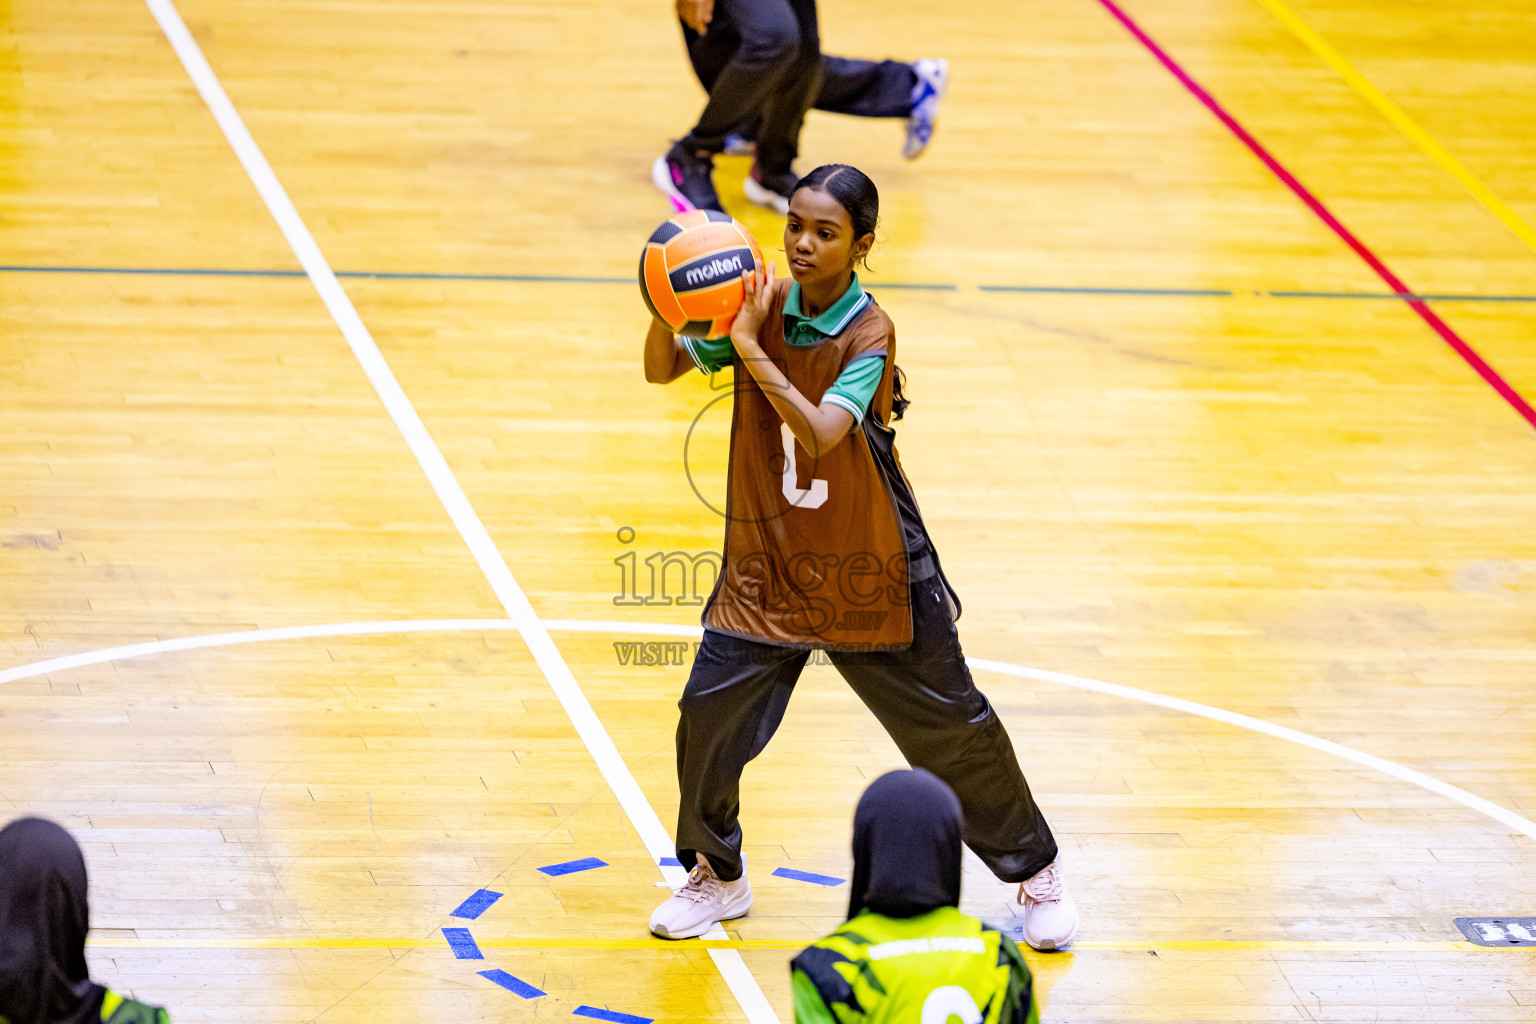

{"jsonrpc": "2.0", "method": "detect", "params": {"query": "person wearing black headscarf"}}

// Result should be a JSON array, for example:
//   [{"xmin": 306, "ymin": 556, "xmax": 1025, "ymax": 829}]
[
  {"xmin": 846, "ymin": 766, "xmax": 964, "ymax": 921},
  {"xmin": 791, "ymin": 771, "xmax": 1039, "ymax": 1023},
  {"xmin": 0, "ymin": 818, "xmax": 170, "ymax": 1024}
]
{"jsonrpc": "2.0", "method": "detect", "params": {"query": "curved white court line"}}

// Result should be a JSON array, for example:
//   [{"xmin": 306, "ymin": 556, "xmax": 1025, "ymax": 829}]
[
  {"xmin": 137, "ymin": 0, "xmax": 763, "ymax": 1013},
  {"xmin": 5, "ymin": 617, "xmax": 1534, "ymax": 844},
  {"xmin": 0, "ymin": 620, "xmax": 523, "ymax": 686}
]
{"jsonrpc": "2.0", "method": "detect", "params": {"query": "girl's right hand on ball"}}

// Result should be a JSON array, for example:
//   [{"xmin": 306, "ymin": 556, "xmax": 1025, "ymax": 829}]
[{"xmin": 730, "ymin": 261, "xmax": 775, "ymax": 347}]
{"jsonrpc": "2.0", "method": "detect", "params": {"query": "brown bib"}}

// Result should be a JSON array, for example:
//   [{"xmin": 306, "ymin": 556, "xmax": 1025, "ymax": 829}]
[{"xmin": 703, "ymin": 280, "xmax": 912, "ymax": 650}]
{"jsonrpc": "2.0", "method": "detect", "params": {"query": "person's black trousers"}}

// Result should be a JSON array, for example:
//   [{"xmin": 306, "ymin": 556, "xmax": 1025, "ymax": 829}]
[
  {"xmin": 679, "ymin": 0, "xmax": 824, "ymax": 175},
  {"xmin": 688, "ymin": 36, "xmax": 917, "ymax": 131},
  {"xmin": 674, "ymin": 575, "xmax": 1059, "ymax": 884},
  {"xmin": 815, "ymin": 56, "xmax": 917, "ymax": 119}
]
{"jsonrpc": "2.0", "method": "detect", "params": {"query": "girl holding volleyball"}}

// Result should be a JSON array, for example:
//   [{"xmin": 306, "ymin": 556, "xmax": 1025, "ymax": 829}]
[{"xmin": 641, "ymin": 164, "xmax": 1077, "ymax": 950}]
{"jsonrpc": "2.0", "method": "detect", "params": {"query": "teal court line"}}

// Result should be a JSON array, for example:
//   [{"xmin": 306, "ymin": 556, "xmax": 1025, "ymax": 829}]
[
  {"xmin": 980, "ymin": 284, "xmax": 1232, "ymax": 297},
  {"xmin": 2, "ymin": 264, "xmax": 1534, "ymax": 302}
]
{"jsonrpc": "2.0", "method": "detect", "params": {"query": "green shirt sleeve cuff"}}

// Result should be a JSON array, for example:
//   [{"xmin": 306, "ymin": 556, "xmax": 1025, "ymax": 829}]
[
  {"xmin": 682, "ymin": 335, "xmax": 735, "ymax": 375},
  {"xmin": 822, "ymin": 354, "xmax": 886, "ymax": 428}
]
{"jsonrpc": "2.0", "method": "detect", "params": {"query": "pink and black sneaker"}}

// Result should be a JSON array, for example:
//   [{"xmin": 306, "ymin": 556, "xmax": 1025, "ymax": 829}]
[{"xmin": 652, "ymin": 142, "xmax": 724, "ymax": 213}]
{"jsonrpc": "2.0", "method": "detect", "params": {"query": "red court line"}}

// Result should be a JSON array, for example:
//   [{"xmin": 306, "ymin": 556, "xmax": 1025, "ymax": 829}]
[{"xmin": 1095, "ymin": 0, "xmax": 1536, "ymax": 432}]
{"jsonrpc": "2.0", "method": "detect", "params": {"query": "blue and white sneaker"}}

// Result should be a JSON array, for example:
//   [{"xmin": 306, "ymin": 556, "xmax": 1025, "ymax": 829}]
[
  {"xmin": 723, "ymin": 133, "xmax": 756, "ymax": 157},
  {"xmin": 903, "ymin": 58, "xmax": 948, "ymax": 160}
]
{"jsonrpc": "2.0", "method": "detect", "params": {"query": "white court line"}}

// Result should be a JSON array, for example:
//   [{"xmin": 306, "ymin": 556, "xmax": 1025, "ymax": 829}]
[
  {"xmin": 137, "ymin": 0, "xmax": 757, "ymax": 1014},
  {"xmin": 0, "ymin": 620, "xmax": 521, "ymax": 686},
  {"xmin": 5, "ymin": 617, "xmax": 1535, "ymax": 844},
  {"xmin": 964, "ymin": 657, "xmax": 1536, "ymax": 844},
  {"xmin": 557, "ymin": 620, "xmax": 1536, "ymax": 844}
]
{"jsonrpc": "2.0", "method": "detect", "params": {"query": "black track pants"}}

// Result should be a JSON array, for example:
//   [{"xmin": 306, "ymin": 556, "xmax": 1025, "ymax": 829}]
[
  {"xmin": 678, "ymin": 0, "xmax": 823, "ymax": 174},
  {"xmin": 688, "ymin": 37, "xmax": 918, "ymax": 135},
  {"xmin": 814, "ymin": 56, "xmax": 917, "ymax": 118},
  {"xmin": 674, "ymin": 575, "xmax": 1058, "ymax": 883}
]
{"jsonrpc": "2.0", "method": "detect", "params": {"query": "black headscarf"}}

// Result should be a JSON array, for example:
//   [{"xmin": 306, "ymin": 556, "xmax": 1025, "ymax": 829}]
[
  {"xmin": 0, "ymin": 818, "xmax": 106, "ymax": 1024},
  {"xmin": 847, "ymin": 769, "xmax": 963, "ymax": 920}
]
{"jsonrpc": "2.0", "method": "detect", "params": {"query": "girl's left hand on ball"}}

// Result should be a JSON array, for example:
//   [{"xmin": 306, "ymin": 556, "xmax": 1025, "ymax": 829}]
[{"xmin": 730, "ymin": 261, "xmax": 775, "ymax": 348}]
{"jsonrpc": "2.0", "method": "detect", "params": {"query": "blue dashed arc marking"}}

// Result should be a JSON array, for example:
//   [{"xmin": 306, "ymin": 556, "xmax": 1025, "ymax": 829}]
[
  {"xmin": 772, "ymin": 867, "xmax": 845, "ymax": 887},
  {"xmin": 538, "ymin": 856, "xmax": 609, "ymax": 876},
  {"xmin": 451, "ymin": 888, "xmax": 503, "ymax": 920},
  {"xmin": 446, "ymin": 861, "xmax": 843, "ymax": 1011},
  {"xmin": 441, "ymin": 927, "xmax": 484, "ymax": 960},
  {"xmin": 574, "ymin": 1007, "xmax": 655, "ymax": 1024},
  {"xmin": 4, "ymin": 264, "xmax": 1536, "ymax": 301},
  {"xmin": 479, "ymin": 970, "xmax": 546, "ymax": 998},
  {"xmin": 450, "ymin": 865, "xmax": 652, "ymax": 1019}
]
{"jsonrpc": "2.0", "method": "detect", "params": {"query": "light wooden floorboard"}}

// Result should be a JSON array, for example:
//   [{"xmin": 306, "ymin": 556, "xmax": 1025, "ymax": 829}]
[{"xmin": 3, "ymin": 0, "xmax": 1534, "ymax": 1020}]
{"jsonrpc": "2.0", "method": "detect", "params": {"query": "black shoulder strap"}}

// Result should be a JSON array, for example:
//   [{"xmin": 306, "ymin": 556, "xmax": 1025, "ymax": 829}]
[{"xmin": 859, "ymin": 415, "xmax": 963, "ymax": 621}]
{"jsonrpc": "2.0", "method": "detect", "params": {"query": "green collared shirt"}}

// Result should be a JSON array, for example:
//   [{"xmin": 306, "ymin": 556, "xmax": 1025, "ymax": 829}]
[
  {"xmin": 781, "ymin": 273, "xmax": 873, "ymax": 347},
  {"xmin": 680, "ymin": 274, "xmax": 885, "ymax": 427}
]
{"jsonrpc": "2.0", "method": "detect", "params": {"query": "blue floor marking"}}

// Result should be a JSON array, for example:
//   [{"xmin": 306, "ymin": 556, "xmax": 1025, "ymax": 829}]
[
  {"xmin": 0, "ymin": 264, "xmax": 307, "ymax": 278},
  {"xmin": 441, "ymin": 927, "xmax": 484, "ymax": 959},
  {"xmin": 1414, "ymin": 294, "xmax": 1536, "ymax": 303},
  {"xmin": 979, "ymin": 284, "xmax": 1235, "ymax": 297},
  {"xmin": 479, "ymin": 969, "xmax": 546, "ymax": 998},
  {"xmin": 658, "ymin": 856, "xmax": 682, "ymax": 867},
  {"xmin": 573, "ymin": 1007, "xmax": 653, "ymax": 1024},
  {"xmin": 338, "ymin": 269, "xmax": 631, "ymax": 284},
  {"xmin": 450, "ymin": 889, "xmax": 503, "ymax": 920},
  {"xmin": 1269, "ymin": 289, "xmax": 1415, "ymax": 300},
  {"xmin": 538, "ymin": 856, "xmax": 608, "ymax": 876},
  {"xmin": 5, "ymin": 264, "xmax": 1534, "ymax": 302},
  {"xmin": 772, "ymin": 866, "xmax": 845, "ymax": 886},
  {"xmin": 1454, "ymin": 917, "xmax": 1536, "ymax": 946},
  {"xmin": 0, "ymin": 264, "xmax": 627, "ymax": 285}
]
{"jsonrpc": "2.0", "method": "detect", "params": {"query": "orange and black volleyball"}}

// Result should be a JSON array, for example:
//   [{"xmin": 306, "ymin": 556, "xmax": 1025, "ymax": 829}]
[{"xmin": 639, "ymin": 210, "xmax": 765, "ymax": 338}]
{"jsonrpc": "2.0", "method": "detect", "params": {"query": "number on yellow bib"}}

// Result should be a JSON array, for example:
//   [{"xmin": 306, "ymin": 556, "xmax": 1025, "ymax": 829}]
[{"xmin": 921, "ymin": 985, "xmax": 983, "ymax": 1024}]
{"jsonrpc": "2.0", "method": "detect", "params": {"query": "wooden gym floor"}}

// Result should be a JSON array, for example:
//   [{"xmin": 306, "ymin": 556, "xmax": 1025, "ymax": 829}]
[{"xmin": 3, "ymin": 0, "xmax": 1535, "ymax": 1021}]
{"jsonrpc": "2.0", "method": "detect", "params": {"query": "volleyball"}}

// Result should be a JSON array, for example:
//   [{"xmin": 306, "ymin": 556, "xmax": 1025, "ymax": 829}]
[{"xmin": 639, "ymin": 210, "xmax": 764, "ymax": 338}]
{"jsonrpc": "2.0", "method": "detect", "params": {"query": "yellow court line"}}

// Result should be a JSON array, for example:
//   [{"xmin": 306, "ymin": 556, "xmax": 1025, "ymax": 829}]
[
  {"xmin": 1250, "ymin": 0, "xmax": 1536, "ymax": 255},
  {"xmin": 85, "ymin": 936, "xmax": 1522, "ymax": 954}
]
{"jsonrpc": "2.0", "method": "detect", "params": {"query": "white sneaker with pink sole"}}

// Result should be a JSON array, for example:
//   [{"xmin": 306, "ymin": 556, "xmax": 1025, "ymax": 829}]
[{"xmin": 1017, "ymin": 860, "xmax": 1078, "ymax": 950}]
